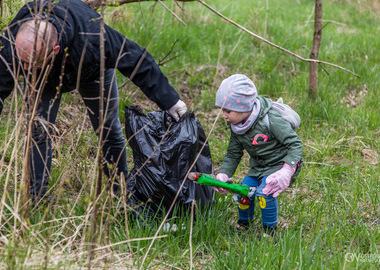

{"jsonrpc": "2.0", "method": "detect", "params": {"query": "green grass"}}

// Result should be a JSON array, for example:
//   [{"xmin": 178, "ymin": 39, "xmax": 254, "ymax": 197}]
[{"xmin": 1, "ymin": 0, "xmax": 380, "ymax": 269}]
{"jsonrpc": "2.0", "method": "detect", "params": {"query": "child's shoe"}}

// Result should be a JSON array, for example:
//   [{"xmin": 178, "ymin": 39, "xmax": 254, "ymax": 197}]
[
  {"xmin": 262, "ymin": 225, "xmax": 277, "ymax": 238},
  {"xmin": 234, "ymin": 220, "xmax": 250, "ymax": 231}
]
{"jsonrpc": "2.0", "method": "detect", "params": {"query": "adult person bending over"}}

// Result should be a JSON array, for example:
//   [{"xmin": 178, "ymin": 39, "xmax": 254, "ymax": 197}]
[{"xmin": 0, "ymin": 0, "xmax": 187, "ymax": 201}]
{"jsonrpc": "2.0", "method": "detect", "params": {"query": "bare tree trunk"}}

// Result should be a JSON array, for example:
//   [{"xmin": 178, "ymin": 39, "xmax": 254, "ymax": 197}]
[{"xmin": 309, "ymin": 0, "xmax": 323, "ymax": 98}]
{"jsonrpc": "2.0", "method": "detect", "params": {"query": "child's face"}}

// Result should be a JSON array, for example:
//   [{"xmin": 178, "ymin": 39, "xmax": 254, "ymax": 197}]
[{"xmin": 222, "ymin": 109, "xmax": 251, "ymax": 125}]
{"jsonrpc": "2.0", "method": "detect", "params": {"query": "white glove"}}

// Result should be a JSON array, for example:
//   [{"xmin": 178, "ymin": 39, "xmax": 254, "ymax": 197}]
[
  {"xmin": 262, "ymin": 163, "xmax": 295, "ymax": 198},
  {"xmin": 167, "ymin": 99, "xmax": 187, "ymax": 122},
  {"xmin": 213, "ymin": 173, "xmax": 229, "ymax": 194}
]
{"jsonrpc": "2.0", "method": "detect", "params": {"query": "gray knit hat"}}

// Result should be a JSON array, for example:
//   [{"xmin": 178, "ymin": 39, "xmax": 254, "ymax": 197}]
[{"xmin": 215, "ymin": 74, "xmax": 258, "ymax": 112}]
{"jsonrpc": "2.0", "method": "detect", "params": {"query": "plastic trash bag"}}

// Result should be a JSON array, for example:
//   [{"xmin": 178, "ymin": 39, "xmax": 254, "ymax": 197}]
[{"xmin": 125, "ymin": 106, "xmax": 215, "ymax": 218}]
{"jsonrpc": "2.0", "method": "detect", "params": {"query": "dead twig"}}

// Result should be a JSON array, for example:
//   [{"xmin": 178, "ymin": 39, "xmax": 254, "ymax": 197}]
[
  {"xmin": 158, "ymin": 39, "xmax": 181, "ymax": 66},
  {"xmin": 157, "ymin": 0, "xmax": 186, "ymax": 26}
]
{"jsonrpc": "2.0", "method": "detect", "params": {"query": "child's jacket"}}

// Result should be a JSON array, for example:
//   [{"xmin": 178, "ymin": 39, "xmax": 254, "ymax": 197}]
[{"xmin": 220, "ymin": 96, "xmax": 303, "ymax": 178}]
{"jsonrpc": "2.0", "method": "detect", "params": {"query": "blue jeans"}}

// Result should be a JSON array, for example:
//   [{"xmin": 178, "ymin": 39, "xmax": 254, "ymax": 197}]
[
  {"xmin": 237, "ymin": 175, "xmax": 278, "ymax": 228},
  {"xmin": 30, "ymin": 69, "xmax": 127, "ymax": 197}
]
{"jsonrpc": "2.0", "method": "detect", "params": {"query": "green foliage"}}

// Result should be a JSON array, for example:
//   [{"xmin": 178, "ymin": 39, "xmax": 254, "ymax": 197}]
[
  {"xmin": 1, "ymin": 0, "xmax": 379, "ymax": 269},
  {"xmin": 0, "ymin": 0, "xmax": 23, "ymax": 31}
]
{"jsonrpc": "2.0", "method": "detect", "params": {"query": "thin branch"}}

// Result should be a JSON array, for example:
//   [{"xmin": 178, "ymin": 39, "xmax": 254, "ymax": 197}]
[
  {"xmin": 301, "ymin": 19, "xmax": 347, "ymax": 27},
  {"xmin": 302, "ymin": 45, "xmax": 330, "ymax": 76},
  {"xmin": 158, "ymin": 39, "xmax": 180, "ymax": 66},
  {"xmin": 157, "ymin": 0, "xmax": 186, "ymax": 26},
  {"xmin": 158, "ymin": 55, "xmax": 180, "ymax": 66}
]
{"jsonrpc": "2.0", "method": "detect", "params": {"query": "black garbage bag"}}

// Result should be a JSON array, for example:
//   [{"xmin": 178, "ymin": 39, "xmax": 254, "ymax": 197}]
[{"xmin": 125, "ymin": 106, "xmax": 214, "ymax": 219}]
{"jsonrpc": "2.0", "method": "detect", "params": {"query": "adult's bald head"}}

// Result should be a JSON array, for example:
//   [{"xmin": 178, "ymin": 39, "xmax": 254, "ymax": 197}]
[{"xmin": 15, "ymin": 20, "xmax": 60, "ymax": 70}]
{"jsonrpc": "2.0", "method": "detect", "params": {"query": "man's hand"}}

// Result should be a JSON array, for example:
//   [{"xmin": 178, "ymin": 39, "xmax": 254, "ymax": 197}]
[
  {"xmin": 262, "ymin": 163, "xmax": 295, "ymax": 198},
  {"xmin": 168, "ymin": 99, "xmax": 187, "ymax": 122}
]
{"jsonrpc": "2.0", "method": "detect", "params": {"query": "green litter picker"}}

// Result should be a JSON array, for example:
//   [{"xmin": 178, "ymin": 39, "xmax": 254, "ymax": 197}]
[{"xmin": 188, "ymin": 172, "xmax": 256, "ymax": 198}]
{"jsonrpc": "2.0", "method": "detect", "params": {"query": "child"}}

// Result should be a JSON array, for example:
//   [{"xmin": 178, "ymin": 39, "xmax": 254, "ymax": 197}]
[{"xmin": 214, "ymin": 74, "xmax": 303, "ymax": 235}]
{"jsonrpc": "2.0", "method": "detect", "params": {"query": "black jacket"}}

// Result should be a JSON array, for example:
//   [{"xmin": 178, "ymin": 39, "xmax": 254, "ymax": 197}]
[{"xmin": 0, "ymin": 0, "xmax": 180, "ymax": 114}]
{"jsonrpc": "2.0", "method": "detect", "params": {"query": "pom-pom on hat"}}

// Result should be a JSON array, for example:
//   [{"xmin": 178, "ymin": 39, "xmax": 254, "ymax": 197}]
[{"xmin": 215, "ymin": 74, "xmax": 258, "ymax": 112}]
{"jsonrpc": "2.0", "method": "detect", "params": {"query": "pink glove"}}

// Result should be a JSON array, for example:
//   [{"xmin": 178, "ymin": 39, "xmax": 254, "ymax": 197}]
[
  {"xmin": 213, "ymin": 173, "xmax": 229, "ymax": 194},
  {"xmin": 262, "ymin": 163, "xmax": 295, "ymax": 198}
]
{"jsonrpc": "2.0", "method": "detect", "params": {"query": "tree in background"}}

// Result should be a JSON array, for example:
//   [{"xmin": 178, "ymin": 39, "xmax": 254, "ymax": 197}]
[{"xmin": 309, "ymin": 0, "xmax": 323, "ymax": 98}]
